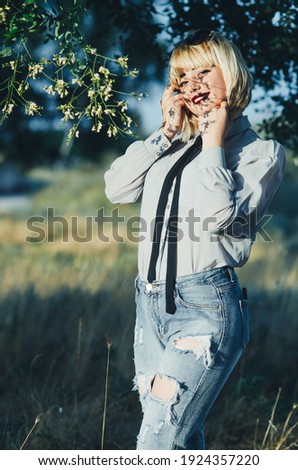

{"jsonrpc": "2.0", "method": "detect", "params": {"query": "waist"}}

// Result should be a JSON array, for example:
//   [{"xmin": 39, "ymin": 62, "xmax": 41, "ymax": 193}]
[{"xmin": 136, "ymin": 266, "xmax": 237, "ymax": 292}]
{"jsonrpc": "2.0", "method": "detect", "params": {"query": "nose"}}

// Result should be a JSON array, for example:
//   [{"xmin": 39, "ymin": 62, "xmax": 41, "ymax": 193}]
[{"xmin": 186, "ymin": 78, "xmax": 201, "ymax": 93}]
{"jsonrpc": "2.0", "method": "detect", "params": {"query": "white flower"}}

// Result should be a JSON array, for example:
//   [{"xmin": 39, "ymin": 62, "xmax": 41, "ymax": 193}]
[
  {"xmin": 91, "ymin": 73, "xmax": 100, "ymax": 83},
  {"xmin": 104, "ymin": 108, "xmax": 116, "ymax": 117},
  {"xmin": 129, "ymin": 68, "xmax": 139, "ymax": 78},
  {"xmin": 59, "ymin": 104, "xmax": 75, "ymax": 122},
  {"xmin": 25, "ymin": 102, "xmax": 42, "ymax": 116},
  {"xmin": 100, "ymin": 81, "xmax": 113, "ymax": 102},
  {"xmin": 55, "ymin": 79, "xmax": 69, "ymax": 98},
  {"xmin": 0, "ymin": 6, "xmax": 9, "ymax": 23},
  {"xmin": 28, "ymin": 63, "xmax": 44, "ymax": 79},
  {"xmin": 87, "ymin": 103, "xmax": 103, "ymax": 118},
  {"xmin": 17, "ymin": 81, "xmax": 29, "ymax": 94},
  {"xmin": 43, "ymin": 85, "xmax": 56, "ymax": 96},
  {"xmin": 2, "ymin": 102, "xmax": 14, "ymax": 115},
  {"xmin": 53, "ymin": 55, "xmax": 68, "ymax": 66},
  {"xmin": 72, "ymin": 77, "xmax": 84, "ymax": 86},
  {"xmin": 98, "ymin": 66, "xmax": 110, "ymax": 76},
  {"xmin": 125, "ymin": 116, "xmax": 132, "ymax": 127},
  {"xmin": 67, "ymin": 126, "xmax": 79, "ymax": 142},
  {"xmin": 118, "ymin": 100, "xmax": 128, "ymax": 112},
  {"xmin": 107, "ymin": 125, "xmax": 118, "ymax": 138},
  {"xmin": 117, "ymin": 56, "xmax": 128, "ymax": 69},
  {"xmin": 92, "ymin": 122, "xmax": 103, "ymax": 133},
  {"xmin": 85, "ymin": 45, "xmax": 97, "ymax": 55},
  {"xmin": 40, "ymin": 58, "xmax": 51, "ymax": 65}
]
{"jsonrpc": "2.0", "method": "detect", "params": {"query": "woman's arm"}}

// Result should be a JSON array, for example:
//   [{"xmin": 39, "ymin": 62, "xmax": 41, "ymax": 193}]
[
  {"xmin": 104, "ymin": 129, "xmax": 171, "ymax": 204},
  {"xmin": 104, "ymin": 83, "xmax": 185, "ymax": 204},
  {"xmin": 104, "ymin": 83, "xmax": 190, "ymax": 204}
]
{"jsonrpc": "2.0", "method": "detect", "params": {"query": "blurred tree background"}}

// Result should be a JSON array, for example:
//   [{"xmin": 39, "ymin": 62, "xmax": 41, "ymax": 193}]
[
  {"xmin": 0, "ymin": 0, "xmax": 298, "ymax": 451},
  {"xmin": 0, "ymin": 0, "xmax": 297, "ymax": 170}
]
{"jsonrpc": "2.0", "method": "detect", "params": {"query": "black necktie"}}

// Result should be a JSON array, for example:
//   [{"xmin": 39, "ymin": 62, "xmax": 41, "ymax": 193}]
[{"xmin": 147, "ymin": 135, "xmax": 202, "ymax": 314}]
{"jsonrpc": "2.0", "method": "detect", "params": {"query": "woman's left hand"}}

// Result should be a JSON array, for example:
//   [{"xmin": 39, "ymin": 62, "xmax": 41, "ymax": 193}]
[{"xmin": 198, "ymin": 101, "xmax": 232, "ymax": 148}]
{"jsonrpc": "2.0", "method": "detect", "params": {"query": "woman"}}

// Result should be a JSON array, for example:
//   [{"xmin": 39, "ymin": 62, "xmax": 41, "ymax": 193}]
[{"xmin": 104, "ymin": 30, "xmax": 285, "ymax": 450}]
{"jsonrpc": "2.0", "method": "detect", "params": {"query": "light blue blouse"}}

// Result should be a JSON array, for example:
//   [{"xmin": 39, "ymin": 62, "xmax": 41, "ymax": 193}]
[{"xmin": 104, "ymin": 115, "xmax": 285, "ymax": 281}]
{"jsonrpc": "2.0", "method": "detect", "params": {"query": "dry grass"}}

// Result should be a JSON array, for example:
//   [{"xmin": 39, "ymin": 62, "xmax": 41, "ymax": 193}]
[{"xmin": 257, "ymin": 388, "xmax": 298, "ymax": 450}]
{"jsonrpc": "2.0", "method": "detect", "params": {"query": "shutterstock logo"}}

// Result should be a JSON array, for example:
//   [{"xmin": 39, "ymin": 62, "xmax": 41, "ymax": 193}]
[{"xmin": 25, "ymin": 207, "xmax": 274, "ymax": 244}]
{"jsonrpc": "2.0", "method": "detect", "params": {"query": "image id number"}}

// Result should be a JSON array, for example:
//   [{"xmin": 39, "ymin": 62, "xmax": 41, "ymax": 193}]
[{"xmin": 181, "ymin": 454, "xmax": 260, "ymax": 466}]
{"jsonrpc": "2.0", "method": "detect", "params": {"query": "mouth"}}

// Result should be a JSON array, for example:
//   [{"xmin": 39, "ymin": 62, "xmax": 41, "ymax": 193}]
[{"xmin": 192, "ymin": 92, "xmax": 210, "ymax": 105}]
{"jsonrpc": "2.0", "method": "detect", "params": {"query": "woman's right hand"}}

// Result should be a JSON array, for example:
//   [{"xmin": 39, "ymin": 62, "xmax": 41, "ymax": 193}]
[{"xmin": 160, "ymin": 84, "xmax": 185, "ymax": 141}]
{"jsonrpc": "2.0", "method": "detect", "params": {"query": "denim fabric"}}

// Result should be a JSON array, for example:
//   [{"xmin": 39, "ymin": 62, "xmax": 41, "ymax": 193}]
[{"xmin": 133, "ymin": 267, "xmax": 249, "ymax": 450}]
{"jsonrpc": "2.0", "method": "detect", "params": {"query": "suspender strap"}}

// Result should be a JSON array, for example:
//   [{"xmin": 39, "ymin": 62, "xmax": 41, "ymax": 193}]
[{"xmin": 147, "ymin": 135, "xmax": 202, "ymax": 314}]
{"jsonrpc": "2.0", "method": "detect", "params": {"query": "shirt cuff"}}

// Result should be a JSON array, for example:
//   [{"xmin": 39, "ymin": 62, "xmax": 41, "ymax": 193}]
[
  {"xmin": 144, "ymin": 129, "xmax": 171, "ymax": 160},
  {"xmin": 197, "ymin": 147, "xmax": 227, "ymax": 169}
]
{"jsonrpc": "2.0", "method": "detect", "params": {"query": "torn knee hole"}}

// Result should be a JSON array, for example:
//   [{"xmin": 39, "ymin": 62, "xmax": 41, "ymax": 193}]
[{"xmin": 150, "ymin": 374, "xmax": 178, "ymax": 401}]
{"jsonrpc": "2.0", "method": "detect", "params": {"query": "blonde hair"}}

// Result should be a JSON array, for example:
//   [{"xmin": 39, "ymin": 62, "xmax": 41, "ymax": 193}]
[{"xmin": 169, "ymin": 31, "xmax": 253, "ymax": 142}]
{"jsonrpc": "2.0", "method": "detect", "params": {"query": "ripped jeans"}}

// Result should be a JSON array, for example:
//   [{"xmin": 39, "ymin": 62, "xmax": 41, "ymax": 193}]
[{"xmin": 133, "ymin": 267, "xmax": 249, "ymax": 450}]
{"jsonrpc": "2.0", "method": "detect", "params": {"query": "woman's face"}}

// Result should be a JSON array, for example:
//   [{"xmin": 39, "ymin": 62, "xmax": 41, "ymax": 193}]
[{"xmin": 177, "ymin": 66, "xmax": 227, "ymax": 116}]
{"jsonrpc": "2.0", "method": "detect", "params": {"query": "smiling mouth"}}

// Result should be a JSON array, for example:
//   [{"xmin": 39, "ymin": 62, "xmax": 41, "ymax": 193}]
[{"xmin": 192, "ymin": 92, "xmax": 210, "ymax": 104}]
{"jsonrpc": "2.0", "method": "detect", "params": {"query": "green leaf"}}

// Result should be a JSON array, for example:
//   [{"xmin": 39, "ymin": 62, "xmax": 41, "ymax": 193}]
[
  {"xmin": 54, "ymin": 21, "xmax": 60, "ymax": 37},
  {"xmin": 64, "ymin": 31, "xmax": 72, "ymax": 42},
  {"xmin": 0, "ymin": 47, "xmax": 13, "ymax": 57}
]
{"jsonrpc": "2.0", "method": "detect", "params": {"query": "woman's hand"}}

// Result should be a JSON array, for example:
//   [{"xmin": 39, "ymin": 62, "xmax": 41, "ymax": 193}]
[
  {"xmin": 198, "ymin": 101, "xmax": 232, "ymax": 148},
  {"xmin": 160, "ymin": 84, "xmax": 185, "ymax": 141}
]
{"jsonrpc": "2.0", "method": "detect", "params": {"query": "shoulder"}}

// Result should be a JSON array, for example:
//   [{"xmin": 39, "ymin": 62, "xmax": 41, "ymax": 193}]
[
  {"xmin": 241, "ymin": 135, "xmax": 285, "ymax": 172},
  {"xmin": 226, "ymin": 126, "xmax": 285, "ymax": 172}
]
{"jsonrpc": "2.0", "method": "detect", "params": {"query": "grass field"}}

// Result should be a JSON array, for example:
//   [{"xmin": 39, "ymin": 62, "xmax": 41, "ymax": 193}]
[{"xmin": 0, "ymin": 157, "xmax": 297, "ymax": 450}]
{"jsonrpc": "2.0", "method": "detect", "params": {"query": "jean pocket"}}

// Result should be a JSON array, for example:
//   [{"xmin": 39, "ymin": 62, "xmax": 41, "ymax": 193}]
[
  {"xmin": 176, "ymin": 283, "xmax": 220, "ymax": 310},
  {"xmin": 239, "ymin": 287, "xmax": 250, "ymax": 349}
]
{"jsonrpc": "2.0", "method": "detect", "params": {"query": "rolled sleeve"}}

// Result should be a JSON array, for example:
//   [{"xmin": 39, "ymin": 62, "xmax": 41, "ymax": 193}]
[{"xmin": 104, "ymin": 129, "xmax": 172, "ymax": 204}]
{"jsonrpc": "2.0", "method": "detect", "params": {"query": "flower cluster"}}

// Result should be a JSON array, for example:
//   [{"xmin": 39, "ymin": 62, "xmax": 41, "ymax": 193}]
[
  {"xmin": 0, "ymin": 5, "xmax": 10, "ymax": 24},
  {"xmin": 67, "ymin": 126, "xmax": 80, "ymax": 141},
  {"xmin": 58, "ymin": 104, "xmax": 78, "ymax": 122},
  {"xmin": 28, "ymin": 63, "xmax": 44, "ymax": 79},
  {"xmin": 0, "ymin": 35, "xmax": 144, "ymax": 141},
  {"xmin": 2, "ymin": 102, "xmax": 14, "ymax": 115},
  {"xmin": 25, "ymin": 101, "xmax": 42, "ymax": 116},
  {"xmin": 117, "ymin": 56, "xmax": 129, "ymax": 69},
  {"xmin": 53, "ymin": 53, "xmax": 76, "ymax": 67},
  {"xmin": 55, "ymin": 79, "xmax": 69, "ymax": 98}
]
